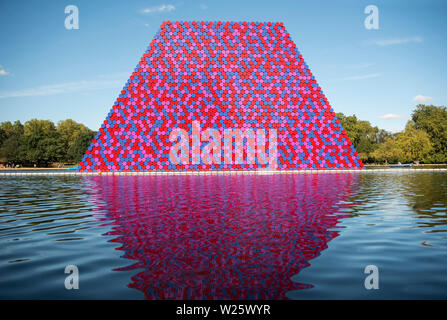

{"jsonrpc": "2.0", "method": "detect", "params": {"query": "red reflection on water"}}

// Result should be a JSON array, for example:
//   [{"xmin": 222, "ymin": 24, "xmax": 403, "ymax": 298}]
[{"xmin": 84, "ymin": 173, "xmax": 357, "ymax": 299}]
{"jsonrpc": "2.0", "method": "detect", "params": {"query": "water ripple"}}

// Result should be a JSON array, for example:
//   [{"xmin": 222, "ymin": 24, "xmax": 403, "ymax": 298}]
[{"xmin": 1, "ymin": 172, "xmax": 447, "ymax": 299}]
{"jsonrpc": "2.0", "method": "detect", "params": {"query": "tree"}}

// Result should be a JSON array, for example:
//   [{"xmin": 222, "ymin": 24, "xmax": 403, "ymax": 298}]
[
  {"xmin": 412, "ymin": 104, "xmax": 447, "ymax": 162},
  {"xmin": 0, "ymin": 127, "xmax": 5, "ymax": 146},
  {"xmin": 371, "ymin": 137, "xmax": 403, "ymax": 164},
  {"xmin": 20, "ymin": 119, "xmax": 64, "ymax": 166},
  {"xmin": 0, "ymin": 121, "xmax": 24, "ymax": 163},
  {"xmin": 396, "ymin": 121, "xmax": 432, "ymax": 163},
  {"xmin": 57, "ymin": 119, "xmax": 91, "ymax": 162},
  {"xmin": 371, "ymin": 121, "xmax": 433, "ymax": 164},
  {"xmin": 375, "ymin": 129, "xmax": 392, "ymax": 144},
  {"xmin": 336, "ymin": 113, "xmax": 383, "ymax": 162},
  {"xmin": 67, "ymin": 128, "xmax": 96, "ymax": 163}
]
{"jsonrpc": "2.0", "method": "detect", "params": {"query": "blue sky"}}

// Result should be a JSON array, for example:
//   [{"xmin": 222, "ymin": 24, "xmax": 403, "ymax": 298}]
[{"xmin": 0, "ymin": 0, "xmax": 446, "ymax": 132}]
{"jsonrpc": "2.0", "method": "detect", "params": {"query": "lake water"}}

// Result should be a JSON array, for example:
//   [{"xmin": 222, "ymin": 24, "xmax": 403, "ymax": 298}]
[{"xmin": 1, "ymin": 171, "xmax": 446, "ymax": 299}]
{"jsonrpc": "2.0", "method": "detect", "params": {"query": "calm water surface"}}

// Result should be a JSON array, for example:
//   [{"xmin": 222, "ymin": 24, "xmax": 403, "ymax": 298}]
[{"xmin": 0, "ymin": 172, "xmax": 446, "ymax": 299}]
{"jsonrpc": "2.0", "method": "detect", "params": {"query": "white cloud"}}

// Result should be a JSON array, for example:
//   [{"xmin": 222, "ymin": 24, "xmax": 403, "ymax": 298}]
[
  {"xmin": 0, "ymin": 74, "xmax": 126, "ymax": 99},
  {"xmin": 378, "ymin": 113, "xmax": 409, "ymax": 120},
  {"xmin": 141, "ymin": 4, "xmax": 175, "ymax": 14},
  {"xmin": 0, "ymin": 65, "xmax": 9, "ymax": 76},
  {"xmin": 413, "ymin": 94, "xmax": 433, "ymax": 103},
  {"xmin": 366, "ymin": 36, "xmax": 423, "ymax": 47},
  {"xmin": 200, "ymin": 4, "xmax": 208, "ymax": 10},
  {"xmin": 341, "ymin": 73, "xmax": 381, "ymax": 81}
]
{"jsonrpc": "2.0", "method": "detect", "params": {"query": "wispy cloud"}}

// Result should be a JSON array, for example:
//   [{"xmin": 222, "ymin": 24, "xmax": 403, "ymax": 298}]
[
  {"xmin": 378, "ymin": 113, "xmax": 409, "ymax": 120},
  {"xmin": 341, "ymin": 73, "xmax": 381, "ymax": 81},
  {"xmin": 141, "ymin": 4, "xmax": 176, "ymax": 14},
  {"xmin": 413, "ymin": 94, "xmax": 433, "ymax": 103},
  {"xmin": 0, "ymin": 74, "xmax": 126, "ymax": 99},
  {"xmin": 200, "ymin": 3, "xmax": 208, "ymax": 10},
  {"xmin": 0, "ymin": 65, "xmax": 9, "ymax": 76},
  {"xmin": 365, "ymin": 36, "xmax": 423, "ymax": 47}
]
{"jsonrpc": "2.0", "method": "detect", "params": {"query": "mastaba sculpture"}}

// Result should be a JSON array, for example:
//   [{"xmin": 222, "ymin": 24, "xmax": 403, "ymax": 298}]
[{"xmin": 78, "ymin": 21, "xmax": 363, "ymax": 172}]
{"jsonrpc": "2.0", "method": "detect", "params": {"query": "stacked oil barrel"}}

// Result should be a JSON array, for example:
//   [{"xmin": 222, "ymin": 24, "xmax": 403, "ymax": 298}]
[{"xmin": 78, "ymin": 21, "xmax": 363, "ymax": 172}]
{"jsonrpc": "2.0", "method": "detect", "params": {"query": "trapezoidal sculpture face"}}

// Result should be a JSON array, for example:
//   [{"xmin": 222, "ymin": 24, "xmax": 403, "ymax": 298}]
[{"xmin": 78, "ymin": 21, "xmax": 363, "ymax": 172}]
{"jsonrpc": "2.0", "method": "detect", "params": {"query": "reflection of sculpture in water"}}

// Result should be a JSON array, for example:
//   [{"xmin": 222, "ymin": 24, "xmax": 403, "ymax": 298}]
[{"xmin": 84, "ymin": 173, "xmax": 358, "ymax": 299}]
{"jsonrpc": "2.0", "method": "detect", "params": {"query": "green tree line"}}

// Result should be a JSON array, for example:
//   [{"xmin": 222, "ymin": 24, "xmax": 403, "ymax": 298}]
[
  {"xmin": 0, "ymin": 119, "xmax": 96, "ymax": 167},
  {"xmin": 0, "ymin": 104, "xmax": 446, "ymax": 167},
  {"xmin": 337, "ymin": 104, "xmax": 447, "ymax": 164}
]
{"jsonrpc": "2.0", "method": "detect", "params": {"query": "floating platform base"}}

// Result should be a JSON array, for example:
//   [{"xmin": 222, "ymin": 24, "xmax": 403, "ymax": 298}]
[{"xmin": 1, "ymin": 168, "xmax": 447, "ymax": 176}]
